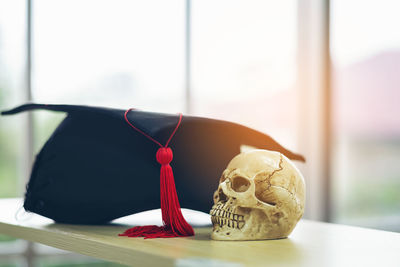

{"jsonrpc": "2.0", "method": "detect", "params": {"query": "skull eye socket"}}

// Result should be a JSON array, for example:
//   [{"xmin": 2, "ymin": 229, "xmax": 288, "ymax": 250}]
[{"xmin": 231, "ymin": 176, "xmax": 250, "ymax": 192}]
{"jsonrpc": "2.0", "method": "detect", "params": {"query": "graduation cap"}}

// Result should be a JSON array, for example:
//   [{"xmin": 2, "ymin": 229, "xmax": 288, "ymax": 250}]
[{"xmin": 1, "ymin": 103, "xmax": 305, "ymax": 238}]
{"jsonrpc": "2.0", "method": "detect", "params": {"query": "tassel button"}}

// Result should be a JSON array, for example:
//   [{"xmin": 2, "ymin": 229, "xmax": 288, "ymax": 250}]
[{"xmin": 156, "ymin": 147, "xmax": 173, "ymax": 165}]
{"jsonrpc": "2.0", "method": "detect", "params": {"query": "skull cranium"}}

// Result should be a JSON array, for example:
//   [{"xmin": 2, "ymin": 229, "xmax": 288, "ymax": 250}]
[{"xmin": 210, "ymin": 149, "xmax": 305, "ymax": 240}]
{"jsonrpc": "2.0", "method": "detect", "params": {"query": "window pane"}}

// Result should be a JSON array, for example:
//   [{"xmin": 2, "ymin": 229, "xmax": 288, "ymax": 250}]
[
  {"xmin": 33, "ymin": 0, "xmax": 185, "ymax": 113},
  {"xmin": 0, "ymin": 0, "xmax": 26, "ymax": 248},
  {"xmin": 32, "ymin": 0, "xmax": 186, "ymax": 152},
  {"xmin": 0, "ymin": 0, "xmax": 26, "ymax": 198},
  {"xmin": 331, "ymin": 0, "xmax": 400, "ymax": 231},
  {"xmin": 191, "ymin": 0, "xmax": 298, "ymax": 150}
]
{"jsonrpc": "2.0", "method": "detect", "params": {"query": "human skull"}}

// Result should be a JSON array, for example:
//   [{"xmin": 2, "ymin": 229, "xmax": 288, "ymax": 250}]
[{"xmin": 210, "ymin": 149, "xmax": 305, "ymax": 240}]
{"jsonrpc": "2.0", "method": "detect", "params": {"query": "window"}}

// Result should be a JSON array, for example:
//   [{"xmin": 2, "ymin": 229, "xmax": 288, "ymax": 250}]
[
  {"xmin": 0, "ymin": 0, "xmax": 399, "ymax": 266},
  {"xmin": 331, "ymin": 0, "xmax": 400, "ymax": 231},
  {"xmin": 191, "ymin": 0, "xmax": 298, "ymax": 150},
  {"xmin": 0, "ymin": 0, "xmax": 26, "ymax": 198},
  {"xmin": 32, "ymin": 0, "xmax": 187, "ymax": 151},
  {"xmin": 33, "ymin": 0, "xmax": 186, "ymax": 112},
  {"xmin": 0, "ymin": 0, "xmax": 29, "ymax": 264}
]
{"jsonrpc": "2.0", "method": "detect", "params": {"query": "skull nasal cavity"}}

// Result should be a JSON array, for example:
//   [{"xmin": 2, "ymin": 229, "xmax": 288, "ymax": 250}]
[{"xmin": 231, "ymin": 176, "xmax": 250, "ymax": 192}]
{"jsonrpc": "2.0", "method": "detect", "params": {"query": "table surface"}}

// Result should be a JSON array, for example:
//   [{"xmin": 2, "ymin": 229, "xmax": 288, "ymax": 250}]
[{"xmin": 0, "ymin": 198, "xmax": 399, "ymax": 267}]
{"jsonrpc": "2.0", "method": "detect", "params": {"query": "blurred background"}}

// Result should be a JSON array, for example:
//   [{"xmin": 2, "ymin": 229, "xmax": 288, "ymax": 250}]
[{"xmin": 0, "ymin": 0, "xmax": 399, "ymax": 266}]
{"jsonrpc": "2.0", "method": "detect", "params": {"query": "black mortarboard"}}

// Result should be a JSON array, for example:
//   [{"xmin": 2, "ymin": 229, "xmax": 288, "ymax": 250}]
[{"xmin": 1, "ymin": 103, "xmax": 305, "ymax": 238}]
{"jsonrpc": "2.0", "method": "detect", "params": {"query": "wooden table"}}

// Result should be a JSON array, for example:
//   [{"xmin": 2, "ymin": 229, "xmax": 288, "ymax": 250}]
[{"xmin": 0, "ymin": 198, "xmax": 399, "ymax": 267}]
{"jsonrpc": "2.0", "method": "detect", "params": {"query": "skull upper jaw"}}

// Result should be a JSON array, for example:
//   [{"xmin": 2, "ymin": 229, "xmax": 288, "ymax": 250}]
[{"xmin": 211, "ymin": 206, "xmax": 292, "ymax": 241}]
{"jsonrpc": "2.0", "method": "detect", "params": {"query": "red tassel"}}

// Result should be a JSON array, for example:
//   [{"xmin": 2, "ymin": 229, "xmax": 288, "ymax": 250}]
[
  {"xmin": 119, "ymin": 147, "xmax": 194, "ymax": 239},
  {"xmin": 120, "ymin": 110, "xmax": 193, "ymax": 238}
]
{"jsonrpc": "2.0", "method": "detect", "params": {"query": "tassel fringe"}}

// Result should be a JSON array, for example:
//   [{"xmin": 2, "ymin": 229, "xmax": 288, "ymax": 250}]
[{"xmin": 119, "ymin": 147, "xmax": 194, "ymax": 239}]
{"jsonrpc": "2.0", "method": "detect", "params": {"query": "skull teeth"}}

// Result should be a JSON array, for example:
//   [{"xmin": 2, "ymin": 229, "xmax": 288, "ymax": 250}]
[{"xmin": 210, "ymin": 204, "xmax": 245, "ymax": 229}]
